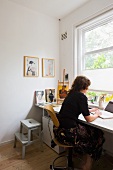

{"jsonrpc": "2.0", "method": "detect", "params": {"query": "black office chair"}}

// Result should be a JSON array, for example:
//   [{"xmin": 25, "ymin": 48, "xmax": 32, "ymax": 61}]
[{"xmin": 44, "ymin": 105, "xmax": 76, "ymax": 170}]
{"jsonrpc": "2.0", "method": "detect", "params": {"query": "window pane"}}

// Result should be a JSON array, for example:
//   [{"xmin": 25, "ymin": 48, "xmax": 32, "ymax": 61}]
[
  {"xmin": 85, "ymin": 50, "xmax": 113, "ymax": 69},
  {"xmin": 85, "ymin": 21, "xmax": 113, "ymax": 52}
]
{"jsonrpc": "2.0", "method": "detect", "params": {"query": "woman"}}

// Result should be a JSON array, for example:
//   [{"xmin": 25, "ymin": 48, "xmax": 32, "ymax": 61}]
[{"xmin": 54, "ymin": 76, "xmax": 105, "ymax": 170}]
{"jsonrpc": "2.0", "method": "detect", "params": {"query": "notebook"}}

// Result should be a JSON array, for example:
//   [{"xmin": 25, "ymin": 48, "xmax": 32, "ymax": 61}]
[
  {"xmin": 99, "ymin": 110, "xmax": 113, "ymax": 119},
  {"xmin": 91, "ymin": 101, "xmax": 113, "ymax": 119}
]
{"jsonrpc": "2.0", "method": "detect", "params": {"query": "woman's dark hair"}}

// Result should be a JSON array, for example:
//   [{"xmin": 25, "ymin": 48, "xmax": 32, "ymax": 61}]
[{"xmin": 69, "ymin": 76, "xmax": 91, "ymax": 93}]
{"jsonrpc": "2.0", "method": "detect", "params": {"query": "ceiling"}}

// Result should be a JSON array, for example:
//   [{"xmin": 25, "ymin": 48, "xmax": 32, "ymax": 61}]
[{"xmin": 8, "ymin": 0, "xmax": 90, "ymax": 19}]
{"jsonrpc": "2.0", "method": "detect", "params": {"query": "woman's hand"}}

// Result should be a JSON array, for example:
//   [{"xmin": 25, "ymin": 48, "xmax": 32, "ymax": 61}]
[
  {"xmin": 89, "ymin": 107, "xmax": 102, "ymax": 117},
  {"xmin": 95, "ymin": 110, "xmax": 102, "ymax": 117},
  {"xmin": 89, "ymin": 107, "xmax": 99, "ymax": 113}
]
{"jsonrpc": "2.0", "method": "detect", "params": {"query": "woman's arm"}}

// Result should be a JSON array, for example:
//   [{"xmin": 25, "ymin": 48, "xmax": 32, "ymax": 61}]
[{"xmin": 84, "ymin": 109, "xmax": 102, "ymax": 122}]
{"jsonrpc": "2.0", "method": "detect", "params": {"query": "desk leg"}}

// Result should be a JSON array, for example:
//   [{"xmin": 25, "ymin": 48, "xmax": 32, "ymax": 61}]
[{"xmin": 39, "ymin": 127, "xmax": 43, "ymax": 151}]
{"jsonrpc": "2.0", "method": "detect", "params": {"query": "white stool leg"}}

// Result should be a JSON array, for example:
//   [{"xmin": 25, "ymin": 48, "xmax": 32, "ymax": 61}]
[
  {"xmin": 22, "ymin": 145, "xmax": 26, "ymax": 159},
  {"xmin": 28, "ymin": 129, "xmax": 31, "ymax": 144},
  {"xmin": 14, "ymin": 135, "xmax": 17, "ymax": 148}
]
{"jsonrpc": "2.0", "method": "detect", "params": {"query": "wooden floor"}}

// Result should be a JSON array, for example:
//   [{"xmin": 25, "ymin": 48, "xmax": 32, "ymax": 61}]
[{"xmin": 0, "ymin": 141, "xmax": 113, "ymax": 170}]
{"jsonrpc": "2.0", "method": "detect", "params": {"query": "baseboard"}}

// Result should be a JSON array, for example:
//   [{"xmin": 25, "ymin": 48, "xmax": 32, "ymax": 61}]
[{"xmin": 0, "ymin": 139, "xmax": 14, "ymax": 147}]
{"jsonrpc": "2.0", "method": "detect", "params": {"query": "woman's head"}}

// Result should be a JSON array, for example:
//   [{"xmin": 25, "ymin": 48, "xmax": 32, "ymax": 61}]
[{"xmin": 71, "ymin": 76, "xmax": 91, "ymax": 92}]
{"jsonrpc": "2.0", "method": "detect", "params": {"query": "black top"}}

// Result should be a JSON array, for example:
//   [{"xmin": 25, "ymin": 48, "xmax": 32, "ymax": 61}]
[{"xmin": 57, "ymin": 91, "xmax": 90, "ymax": 128}]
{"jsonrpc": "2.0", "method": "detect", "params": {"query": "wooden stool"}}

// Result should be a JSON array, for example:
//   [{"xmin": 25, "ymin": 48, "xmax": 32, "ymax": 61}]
[{"xmin": 14, "ymin": 118, "xmax": 43, "ymax": 159}]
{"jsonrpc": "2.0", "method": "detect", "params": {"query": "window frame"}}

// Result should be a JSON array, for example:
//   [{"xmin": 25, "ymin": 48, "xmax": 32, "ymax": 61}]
[{"xmin": 76, "ymin": 10, "xmax": 113, "ymax": 93}]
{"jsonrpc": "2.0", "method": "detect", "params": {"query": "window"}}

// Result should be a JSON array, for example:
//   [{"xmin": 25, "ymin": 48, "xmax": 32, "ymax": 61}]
[{"xmin": 76, "ymin": 10, "xmax": 113, "ymax": 92}]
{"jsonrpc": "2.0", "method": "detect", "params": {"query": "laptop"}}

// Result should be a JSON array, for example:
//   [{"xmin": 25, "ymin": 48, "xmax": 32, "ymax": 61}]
[
  {"xmin": 100, "ymin": 101, "xmax": 113, "ymax": 119},
  {"xmin": 105, "ymin": 101, "xmax": 113, "ymax": 113}
]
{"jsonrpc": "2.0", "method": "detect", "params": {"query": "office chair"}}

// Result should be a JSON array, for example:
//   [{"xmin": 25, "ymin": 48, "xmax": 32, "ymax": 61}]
[{"xmin": 44, "ymin": 105, "xmax": 76, "ymax": 170}]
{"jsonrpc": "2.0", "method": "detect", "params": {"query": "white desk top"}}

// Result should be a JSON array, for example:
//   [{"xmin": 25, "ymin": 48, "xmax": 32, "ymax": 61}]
[
  {"xmin": 36, "ymin": 104, "xmax": 113, "ymax": 134},
  {"xmin": 78, "ymin": 114, "xmax": 113, "ymax": 133}
]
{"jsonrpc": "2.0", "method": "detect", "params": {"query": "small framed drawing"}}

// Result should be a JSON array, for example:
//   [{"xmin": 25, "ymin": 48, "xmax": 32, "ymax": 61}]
[
  {"xmin": 42, "ymin": 58, "xmax": 55, "ymax": 77},
  {"xmin": 35, "ymin": 90, "xmax": 44, "ymax": 105},
  {"xmin": 24, "ymin": 56, "xmax": 39, "ymax": 77},
  {"xmin": 45, "ymin": 89, "xmax": 55, "ymax": 103}
]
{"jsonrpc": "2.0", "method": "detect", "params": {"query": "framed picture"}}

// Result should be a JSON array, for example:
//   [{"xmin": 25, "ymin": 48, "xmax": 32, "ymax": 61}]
[
  {"xmin": 35, "ymin": 90, "xmax": 44, "ymax": 105},
  {"xmin": 42, "ymin": 58, "xmax": 55, "ymax": 77},
  {"xmin": 24, "ymin": 56, "xmax": 39, "ymax": 77},
  {"xmin": 45, "ymin": 89, "xmax": 55, "ymax": 103},
  {"xmin": 57, "ymin": 82, "xmax": 69, "ymax": 104},
  {"xmin": 57, "ymin": 82, "xmax": 69, "ymax": 99}
]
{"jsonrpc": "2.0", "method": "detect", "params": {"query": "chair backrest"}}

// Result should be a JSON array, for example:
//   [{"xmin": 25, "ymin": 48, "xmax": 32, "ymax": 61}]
[{"xmin": 44, "ymin": 105, "xmax": 60, "ymax": 128}]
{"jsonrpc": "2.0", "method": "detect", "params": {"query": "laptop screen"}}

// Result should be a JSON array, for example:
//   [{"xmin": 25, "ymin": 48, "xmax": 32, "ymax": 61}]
[{"xmin": 105, "ymin": 101, "xmax": 113, "ymax": 113}]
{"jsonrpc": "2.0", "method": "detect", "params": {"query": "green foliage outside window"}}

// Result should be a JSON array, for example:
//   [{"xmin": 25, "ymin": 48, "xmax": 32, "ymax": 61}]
[
  {"xmin": 85, "ymin": 53, "xmax": 113, "ymax": 70},
  {"xmin": 84, "ymin": 21, "xmax": 113, "ymax": 70}
]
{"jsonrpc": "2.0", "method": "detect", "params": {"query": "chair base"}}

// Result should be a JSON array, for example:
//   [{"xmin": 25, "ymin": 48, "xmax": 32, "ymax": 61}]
[
  {"xmin": 50, "ymin": 148, "xmax": 74, "ymax": 170},
  {"xmin": 50, "ymin": 165, "xmax": 67, "ymax": 169},
  {"xmin": 50, "ymin": 165, "xmax": 80, "ymax": 170}
]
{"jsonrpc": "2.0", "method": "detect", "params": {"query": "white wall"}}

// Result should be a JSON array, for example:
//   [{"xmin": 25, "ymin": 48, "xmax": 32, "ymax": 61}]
[
  {"xmin": 0, "ymin": 0, "xmax": 59, "ymax": 144},
  {"xmin": 59, "ymin": 0, "xmax": 113, "ymax": 84},
  {"xmin": 59, "ymin": 0, "xmax": 113, "ymax": 155}
]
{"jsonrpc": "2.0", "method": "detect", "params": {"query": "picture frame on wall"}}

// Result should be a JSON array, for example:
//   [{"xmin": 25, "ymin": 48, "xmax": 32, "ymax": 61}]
[
  {"xmin": 24, "ymin": 56, "xmax": 39, "ymax": 77},
  {"xmin": 42, "ymin": 58, "xmax": 55, "ymax": 77}
]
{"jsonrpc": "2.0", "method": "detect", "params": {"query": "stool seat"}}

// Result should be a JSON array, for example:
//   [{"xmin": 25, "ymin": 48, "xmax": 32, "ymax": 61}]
[
  {"xmin": 14, "ymin": 118, "xmax": 43, "ymax": 159},
  {"xmin": 20, "ymin": 119, "xmax": 41, "ymax": 129}
]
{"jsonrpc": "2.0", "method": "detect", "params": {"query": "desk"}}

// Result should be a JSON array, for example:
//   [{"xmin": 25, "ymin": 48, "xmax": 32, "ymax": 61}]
[{"xmin": 78, "ymin": 114, "xmax": 113, "ymax": 133}]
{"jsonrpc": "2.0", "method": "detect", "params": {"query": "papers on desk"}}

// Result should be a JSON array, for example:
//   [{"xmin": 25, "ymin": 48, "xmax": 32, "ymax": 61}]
[
  {"xmin": 53, "ymin": 106, "xmax": 61, "ymax": 113},
  {"xmin": 91, "ymin": 110, "xmax": 113, "ymax": 119},
  {"xmin": 100, "ymin": 110, "xmax": 113, "ymax": 119}
]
